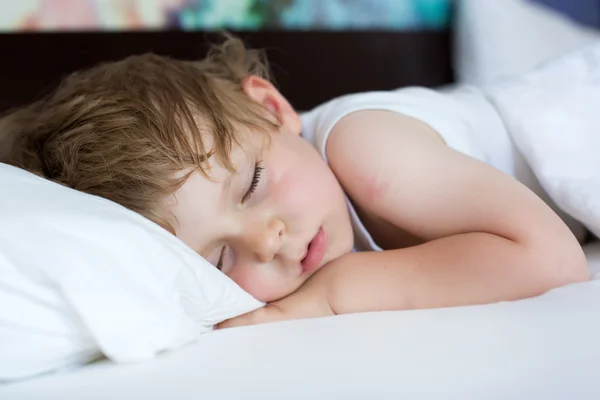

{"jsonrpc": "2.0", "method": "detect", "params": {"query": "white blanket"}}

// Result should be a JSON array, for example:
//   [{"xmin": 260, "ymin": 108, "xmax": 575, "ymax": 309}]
[{"xmin": 483, "ymin": 40, "xmax": 600, "ymax": 238}]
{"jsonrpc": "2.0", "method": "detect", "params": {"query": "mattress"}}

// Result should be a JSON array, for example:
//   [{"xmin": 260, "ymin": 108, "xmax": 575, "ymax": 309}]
[{"xmin": 2, "ymin": 242, "xmax": 600, "ymax": 399}]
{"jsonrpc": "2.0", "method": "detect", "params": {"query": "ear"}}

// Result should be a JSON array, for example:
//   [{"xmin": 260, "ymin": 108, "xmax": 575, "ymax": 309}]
[{"xmin": 242, "ymin": 76, "xmax": 302, "ymax": 135}]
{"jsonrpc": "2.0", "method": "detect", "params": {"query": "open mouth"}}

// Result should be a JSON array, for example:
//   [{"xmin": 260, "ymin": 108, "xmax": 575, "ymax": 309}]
[{"xmin": 301, "ymin": 227, "xmax": 327, "ymax": 274}]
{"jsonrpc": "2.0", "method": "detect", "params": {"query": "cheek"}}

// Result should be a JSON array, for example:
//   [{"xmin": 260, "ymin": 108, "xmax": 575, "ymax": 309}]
[
  {"xmin": 273, "ymin": 170, "xmax": 311, "ymax": 207},
  {"xmin": 271, "ymin": 158, "xmax": 335, "ymax": 212},
  {"xmin": 226, "ymin": 266, "xmax": 293, "ymax": 303}
]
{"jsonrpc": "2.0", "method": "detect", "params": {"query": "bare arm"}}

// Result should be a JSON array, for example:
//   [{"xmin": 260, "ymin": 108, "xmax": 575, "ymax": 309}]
[
  {"xmin": 218, "ymin": 110, "xmax": 588, "ymax": 328},
  {"xmin": 325, "ymin": 110, "xmax": 587, "ymax": 312}
]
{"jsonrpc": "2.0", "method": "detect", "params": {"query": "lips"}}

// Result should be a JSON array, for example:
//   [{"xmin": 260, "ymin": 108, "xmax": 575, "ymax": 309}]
[{"xmin": 300, "ymin": 227, "xmax": 327, "ymax": 274}]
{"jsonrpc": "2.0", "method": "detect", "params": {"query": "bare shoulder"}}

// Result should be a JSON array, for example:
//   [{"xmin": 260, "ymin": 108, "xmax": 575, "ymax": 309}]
[
  {"xmin": 325, "ymin": 108, "xmax": 580, "ymax": 253},
  {"xmin": 325, "ymin": 110, "xmax": 447, "ymax": 247},
  {"xmin": 326, "ymin": 109, "xmax": 443, "ymax": 158},
  {"xmin": 325, "ymin": 109, "xmax": 444, "ymax": 212}
]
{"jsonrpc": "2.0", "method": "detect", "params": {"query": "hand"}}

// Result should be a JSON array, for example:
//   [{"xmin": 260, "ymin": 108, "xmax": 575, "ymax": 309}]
[{"xmin": 216, "ymin": 262, "xmax": 338, "ymax": 329}]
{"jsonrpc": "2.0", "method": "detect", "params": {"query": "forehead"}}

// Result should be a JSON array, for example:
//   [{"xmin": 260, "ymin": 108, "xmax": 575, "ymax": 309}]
[
  {"xmin": 168, "ymin": 167, "xmax": 224, "ymax": 245},
  {"xmin": 165, "ymin": 136, "xmax": 259, "ymax": 249}
]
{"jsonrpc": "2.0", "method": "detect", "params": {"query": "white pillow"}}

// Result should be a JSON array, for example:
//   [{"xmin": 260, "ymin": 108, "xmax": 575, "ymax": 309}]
[
  {"xmin": 0, "ymin": 163, "xmax": 263, "ymax": 381},
  {"xmin": 454, "ymin": 0, "xmax": 600, "ymax": 85},
  {"xmin": 483, "ymin": 41, "xmax": 600, "ymax": 241}
]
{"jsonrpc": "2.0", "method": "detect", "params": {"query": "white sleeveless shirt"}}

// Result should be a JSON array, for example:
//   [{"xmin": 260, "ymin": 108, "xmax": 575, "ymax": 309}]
[{"xmin": 300, "ymin": 86, "xmax": 586, "ymax": 251}]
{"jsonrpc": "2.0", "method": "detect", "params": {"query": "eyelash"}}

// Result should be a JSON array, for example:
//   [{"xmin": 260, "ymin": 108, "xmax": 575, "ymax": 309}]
[
  {"xmin": 216, "ymin": 247, "xmax": 226, "ymax": 271},
  {"xmin": 216, "ymin": 161, "xmax": 264, "ymax": 270},
  {"xmin": 242, "ymin": 161, "xmax": 263, "ymax": 204}
]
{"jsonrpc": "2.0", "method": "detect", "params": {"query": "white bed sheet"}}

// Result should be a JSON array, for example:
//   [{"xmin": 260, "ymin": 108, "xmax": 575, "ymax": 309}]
[{"xmin": 2, "ymin": 243, "xmax": 600, "ymax": 400}]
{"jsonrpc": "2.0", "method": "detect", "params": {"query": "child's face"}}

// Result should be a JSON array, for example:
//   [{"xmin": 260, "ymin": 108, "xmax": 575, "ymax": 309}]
[{"xmin": 167, "ymin": 78, "xmax": 354, "ymax": 302}]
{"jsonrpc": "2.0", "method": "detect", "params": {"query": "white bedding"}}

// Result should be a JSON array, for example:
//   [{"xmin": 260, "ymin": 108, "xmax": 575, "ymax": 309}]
[
  {"xmin": 4, "ymin": 0, "xmax": 600, "ymax": 392},
  {"xmin": 483, "ymin": 40, "xmax": 600, "ymax": 240},
  {"xmin": 2, "ymin": 244, "xmax": 600, "ymax": 399},
  {"xmin": 455, "ymin": 0, "xmax": 600, "ymax": 86},
  {"xmin": 0, "ymin": 163, "xmax": 262, "ymax": 381}
]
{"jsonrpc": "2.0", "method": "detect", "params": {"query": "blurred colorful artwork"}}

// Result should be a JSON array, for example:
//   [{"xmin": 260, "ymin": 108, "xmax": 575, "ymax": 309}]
[{"xmin": 0, "ymin": 0, "xmax": 451, "ymax": 32}]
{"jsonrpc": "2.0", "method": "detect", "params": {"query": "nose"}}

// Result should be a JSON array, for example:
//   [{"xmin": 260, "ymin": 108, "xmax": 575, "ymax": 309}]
[{"xmin": 241, "ymin": 215, "xmax": 285, "ymax": 263}]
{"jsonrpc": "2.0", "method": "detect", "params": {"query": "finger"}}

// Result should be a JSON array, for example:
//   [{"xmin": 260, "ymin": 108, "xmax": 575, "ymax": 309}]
[
  {"xmin": 216, "ymin": 304, "xmax": 285, "ymax": 329},
  {"xmin": 215, "ymin": 312, "xmax": 257, "ymax": 329}
]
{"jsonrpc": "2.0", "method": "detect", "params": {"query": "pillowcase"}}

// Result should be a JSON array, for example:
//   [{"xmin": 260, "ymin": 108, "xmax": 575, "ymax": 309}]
[
  {"xmin": 483, "ymin": 41, "xmax": 600, "ymax": 242},
  {"xmin": 0, "ymin": 163, "xmax": 263, "ymax": 381},
  {"xmin": 454, "ymin": 0, "xmax": 600, "ymax": 85}
]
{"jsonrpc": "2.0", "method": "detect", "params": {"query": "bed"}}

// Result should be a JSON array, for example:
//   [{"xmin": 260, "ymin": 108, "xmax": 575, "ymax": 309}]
[
  {"xmin": 2, "ymin": 0, "xmax": 600, "ymax": 398},
  {"xmin": 1, "ymin": 244, "xmax": 600, "ymax": 399}
]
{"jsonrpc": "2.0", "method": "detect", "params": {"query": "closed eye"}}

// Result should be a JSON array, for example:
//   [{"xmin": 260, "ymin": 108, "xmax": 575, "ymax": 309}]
[
  {"xmin": 242, "ymin": 161, "xmax": 263, "ymax": 204},
  {"xmin": 216, "ymin": 162, "xmax": 264, "ymax": 270},
  {"xmin": 216, "ymin": 246, "xmax": 225, "ymax": 271}
]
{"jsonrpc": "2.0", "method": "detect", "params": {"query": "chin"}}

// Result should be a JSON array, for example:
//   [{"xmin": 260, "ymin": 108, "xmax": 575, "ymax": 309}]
[
  {"xmin": 254, "ymin": 283, "xmax": 303, "ymax": 303},
  {"xmin": 253, "ymin": 292, "xmax": 281, "ymax": 304}
]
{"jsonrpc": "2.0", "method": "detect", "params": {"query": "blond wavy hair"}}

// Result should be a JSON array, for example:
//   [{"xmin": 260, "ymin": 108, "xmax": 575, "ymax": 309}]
[{"xmin": 0, "ymin": 35, "xmax": 278, "ymax": 232}]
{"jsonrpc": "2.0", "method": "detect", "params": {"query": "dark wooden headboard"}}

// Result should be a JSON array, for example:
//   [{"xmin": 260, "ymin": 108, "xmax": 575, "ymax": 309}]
[{"xmin": 0, "ymin": 30, "xmax": 453, "ymax": 113}]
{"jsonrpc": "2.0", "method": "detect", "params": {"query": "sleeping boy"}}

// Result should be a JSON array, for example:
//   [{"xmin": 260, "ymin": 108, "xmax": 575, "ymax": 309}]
[{"xmin": 0, "ymin": 35, "xmax": 588, "ymax": 328}]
